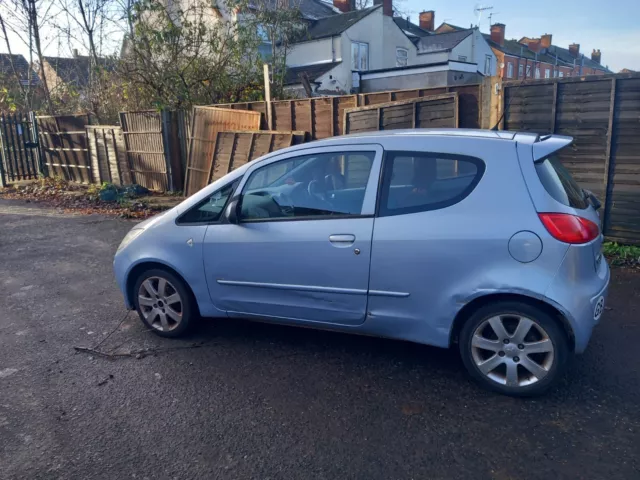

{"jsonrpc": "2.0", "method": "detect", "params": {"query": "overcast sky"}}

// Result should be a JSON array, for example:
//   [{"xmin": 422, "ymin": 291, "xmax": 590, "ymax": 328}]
[{"xmin": 1, "ymin": 0, "xmax": 638, "ymax": 72}]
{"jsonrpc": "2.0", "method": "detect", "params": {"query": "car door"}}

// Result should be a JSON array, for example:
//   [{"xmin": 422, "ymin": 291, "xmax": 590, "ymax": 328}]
[
  {"xmin": 367, "ymin": 148, "xmax": 487, "ymax": 346},
  {"xmin": 203, "ymin": 144, "xmax": 383, "ymax": 326}
]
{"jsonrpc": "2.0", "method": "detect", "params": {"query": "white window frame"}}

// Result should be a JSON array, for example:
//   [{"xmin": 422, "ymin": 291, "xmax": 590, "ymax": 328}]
[
  {"xmin": 535, "ymin": 66, "xmax": 541, "ymax": 79},
  {"xmin": 526, "ymin": 65, "xmax": 532, "ymax": 77},
  {"xmin": 507, "ymin": 63, "xmax": 514, "ymax": 78},
  {"xmin": 518, "ymin": 64, "xmax": 524, "ymax": 78},
  {"xmin": 351, "ymin": 41, "xmax": 369, "ymax": 71},
  {"xmin": 545, "ymin": 68, "xmax": 550, "ymax": 79},
  {"xmin": 396, "ymin": 47, "xmax": 408, "ymax": 67},
  {"xmin": 559, "ymin": 71, "xmax": 564, "ymax": 78},
  {"xmin": 484, "ymin": 55, "xmax": 492, "ymax": 75}
]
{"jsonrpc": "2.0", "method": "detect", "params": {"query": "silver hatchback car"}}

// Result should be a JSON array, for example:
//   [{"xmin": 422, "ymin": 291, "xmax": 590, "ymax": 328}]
[{"xmin": 114, "ymin": 129, "xmax": 610, "ymax": 396}]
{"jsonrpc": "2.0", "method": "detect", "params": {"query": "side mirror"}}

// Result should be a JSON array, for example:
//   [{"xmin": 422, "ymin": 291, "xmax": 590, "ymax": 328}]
[{"xmin": 226, "ymin": 197, "xmax": 240, "ymax": 224}]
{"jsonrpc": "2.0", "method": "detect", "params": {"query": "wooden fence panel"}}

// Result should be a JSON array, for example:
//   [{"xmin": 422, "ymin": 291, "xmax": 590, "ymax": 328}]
[
  {"xmin": 0, "ymin": 113, "xmax": 40, "ymax": 185},
  {"xmin": 607, "ymin": 77, "xmax": 640, "ymax": 243},
  {"xmin": 119, "ymin": 111, "xmax": 168, "ymax": 191},
  {"xmin": 208, "ymin": 130, "xmax": 306, "ymax": 184},
  {"xmin": 503, "ymin": 73, "xmax": 640, "ymax": 244},
  {"xmin": 184, "ymin": 107, "xmax": 261, "ymax": 196},
  {"xmin": 214, "ymin": 101, "xmax": 269, "ymax": 129},
  {"xmin": 343, "ymin": 94, "xmax": 458, "ymax": 134},
  {"xmin": 86, "ymin": 126, "xmax": 129, "ymax": 185},
  {"xmin": 36, "ymin": 114, "xmax": 91, "ymax": 183},
  {"xmin": 213, "ymin": 95, "xmax": 358, "ymax": 140},
  {"xmin": 359, "ymin": 85, "xmax": 481, "ymax": 128}
]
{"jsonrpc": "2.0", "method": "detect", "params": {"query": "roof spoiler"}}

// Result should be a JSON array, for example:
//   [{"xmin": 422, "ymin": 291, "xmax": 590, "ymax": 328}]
[{"xmin": 532, "ymin": 134, "xmax": 573, "ymax": 162}]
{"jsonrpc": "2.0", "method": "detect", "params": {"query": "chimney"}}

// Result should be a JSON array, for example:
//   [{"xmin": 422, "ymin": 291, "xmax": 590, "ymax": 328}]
[
  {"xmin": 333, "ymin": 0, "xmax": 354, "ymax": 13},
  {"xmin": 419, "ymin": 10, "xmax": 434, "ymax": 31},
  {"xmin": 569, "ymin": 43, "xmax": 580, "ymax": 57},
  {"xmin": 527, "ymin": 40, "xmax": 542, "ymax": 53},
  {"xmin": 72, "ymin": 48, "xmax": 79, "ymax": 57},
  {"xmin": 540, "ymin": 34, "xmax": 552, "ymax": 49},
  {"xmin": 591, "ymin": 49, "xmax": 601, "ymax": 64},
  {"xmin": 490, "ymin": 23, "xmax": 505, "ymax": 46},
  {"xmin": 374, "ymin": 0, "xmax": 393, "ymax": 17}
]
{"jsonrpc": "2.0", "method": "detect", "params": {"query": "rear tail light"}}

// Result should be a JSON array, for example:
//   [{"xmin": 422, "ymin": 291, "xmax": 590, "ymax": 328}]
[{"xmin": 538, "ymin": 213, "xmax": 600, "ymax": 244}]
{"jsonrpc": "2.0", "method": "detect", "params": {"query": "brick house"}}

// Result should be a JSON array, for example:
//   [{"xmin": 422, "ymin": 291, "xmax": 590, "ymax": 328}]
[{"xmin": 485, "ymin": 23, "xmax": 611, "ymax": 81}]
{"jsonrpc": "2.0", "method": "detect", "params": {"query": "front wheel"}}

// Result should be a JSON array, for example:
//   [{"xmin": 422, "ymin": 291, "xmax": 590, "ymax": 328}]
[
  {"xmin": 459, "ymin": 301, "xmax": 570, "ymax": 397},
  {"xmin": 133, "ymin": 268, "xmax": 195, "ymax": 338}
]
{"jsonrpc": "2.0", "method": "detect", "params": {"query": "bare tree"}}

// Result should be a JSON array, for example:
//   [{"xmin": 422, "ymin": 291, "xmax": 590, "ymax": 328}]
[
  {"xmin": 237, "ymin": 0, "xmax": 308, "ymax": 98},
  {"xmin": 0, "ymin": 12, "xmax": 31, "ymax": 109},
  {"xmin": 117, "ymin": 0, "xmax": 264, "ymax": 109},
  {"xmin": 0, "ymin": 0, "xmax": 57, "ymax": 113}
]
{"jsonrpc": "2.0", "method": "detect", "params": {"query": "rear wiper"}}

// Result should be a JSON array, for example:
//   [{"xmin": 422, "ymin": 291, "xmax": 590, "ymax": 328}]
[{"xmin": 583, "ymin": 189, "xmax": 602, "ymax": 210}]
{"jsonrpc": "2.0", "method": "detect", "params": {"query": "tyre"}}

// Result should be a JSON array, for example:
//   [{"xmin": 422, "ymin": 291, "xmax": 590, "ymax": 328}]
[
  {"xmin": 133, "ymin": 268, "xmax": 196, "ymax": 338},
  {"xmin": 459, "ymin": 301, "xmax": 570, "ymax": 397}
]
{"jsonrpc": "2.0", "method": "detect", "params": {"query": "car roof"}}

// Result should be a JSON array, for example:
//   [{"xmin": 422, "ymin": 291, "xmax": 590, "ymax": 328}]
[
  {"xmin": 298, "ymin": 128, "xmax": 544, "ymax": 146},
  {"xmin": 253, "ymin": 129, "xmax": 570, "ymax": 164}
]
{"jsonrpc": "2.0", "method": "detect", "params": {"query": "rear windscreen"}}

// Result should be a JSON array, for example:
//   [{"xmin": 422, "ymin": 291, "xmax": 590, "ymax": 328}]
[{"xmin": 535, "ymin": 154, "xmax": 588, "ymax": 209}]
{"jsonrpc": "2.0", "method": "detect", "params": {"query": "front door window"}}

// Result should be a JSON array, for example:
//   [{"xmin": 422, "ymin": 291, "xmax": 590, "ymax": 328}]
[{"xmin": 239, "ymin": 151, "xmax": 376, "ymax": 221}]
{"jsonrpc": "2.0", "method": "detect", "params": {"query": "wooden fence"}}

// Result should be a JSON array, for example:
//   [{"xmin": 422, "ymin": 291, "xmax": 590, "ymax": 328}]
[
  {"xmin": 36, "ymin": 114, "xmax": 92, "ymax": 183},
  {"xmin": 0, "ymin": 113, "xmax": 40, "ymax": 186},
  {"xmin": 86, "ymin": 126, "xmax": 131, "ymax": 185},
  {"xmin": 209, "ymin": 131, "xmax": 306, "ymax": 183},
  {"xmin": 217, "ymin": 95, "xmax": 359, "ymax": 139},
  {"xmin": 184, "ymin": 107, "xmax": 262, "ymax": 196},
  {"xmin": 343, "ymin": 94, "xmax": 458, "ymax": 134},
  {"xmin": 358, "ymin": 84, "xmax": 481, "ymax": 128},
  {"xmin": 120, "ymin": 111, "xmax": 172, "ymax": 191},
  {"xmin": 215, "ymin": 85, "xmax": 481, "ymax": 135},
  {"xmin": 503, "ymin": 73, "xmax": 640, "ymax": 244}
]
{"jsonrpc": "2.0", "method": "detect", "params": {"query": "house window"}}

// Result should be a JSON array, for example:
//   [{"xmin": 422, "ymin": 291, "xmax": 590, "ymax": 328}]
[
  {"xmin": 545, "ymin": 68, "xmax": 550, "ymax": 78},
  {"xmin": 351, "ymin": 42, "xmax": 369, "ymax": 71},
  {"xmin": 507, "ymin": 63, "xmax": 514, "ymax": 78},
  {"xmin": 526, "ymin": 65, "xmax": 531, "ymax": 77},
  {"xmin": 535, "ymin": 67, "xmax": 540, "ymax": 79},
  {"xmin": 458, "ymin": 55, "xmax": 467, "ymax": 62},
  {"xmin": 396, "ymin": 48, "xmax": 408, "ymax": 67},
  {"xmin": 518, "ymin": 64, "xmax": 524, "ymax": 78},
  {"xmin": 484, "ymin": 55, "xmax": 492, "ymax": 75},
  {"xmin": 559, "ymin": 71, "xmax": 564, "ymax": 78},
  {"xmin": 257, "ymin": 25, "xmax": 270, "ymax": 43}
]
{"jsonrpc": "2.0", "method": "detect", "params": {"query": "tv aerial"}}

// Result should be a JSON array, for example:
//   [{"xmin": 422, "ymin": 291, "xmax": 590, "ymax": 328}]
[{"xmin": 474, "ymin": 4, "xmax": 493, "ymax": 27}]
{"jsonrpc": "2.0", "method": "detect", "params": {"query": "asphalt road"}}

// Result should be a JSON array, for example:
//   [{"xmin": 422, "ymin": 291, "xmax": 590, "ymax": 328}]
[{"xmin": 0, "ymin": 199, "xmax": 638, "ymax": 480}]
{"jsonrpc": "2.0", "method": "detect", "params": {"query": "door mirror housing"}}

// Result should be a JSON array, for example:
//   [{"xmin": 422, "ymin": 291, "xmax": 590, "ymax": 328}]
[{"xmin": 226, "ymin": 197, "xmax": 240, "ymax": 224}]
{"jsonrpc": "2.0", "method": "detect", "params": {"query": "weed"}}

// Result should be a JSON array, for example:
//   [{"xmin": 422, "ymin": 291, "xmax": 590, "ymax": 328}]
[{"xmin": 603, "ymin": 242, "xmax": 640, "ymax": 267}]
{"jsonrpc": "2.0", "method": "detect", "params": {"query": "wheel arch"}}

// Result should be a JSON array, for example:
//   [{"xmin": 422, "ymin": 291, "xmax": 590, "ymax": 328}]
[
  {"xmin": 449, "ymin": 292, "xmax": 575, "ymax": 352},
  {"xmin": 126, "ymin": 261, "xmax": 201, "ymax": 316}
]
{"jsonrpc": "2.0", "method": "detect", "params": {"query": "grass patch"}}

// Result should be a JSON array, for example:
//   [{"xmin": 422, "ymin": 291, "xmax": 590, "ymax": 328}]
[{"xmin": 603, "ymin": 242, "xmax": 640, "ymax": 267}]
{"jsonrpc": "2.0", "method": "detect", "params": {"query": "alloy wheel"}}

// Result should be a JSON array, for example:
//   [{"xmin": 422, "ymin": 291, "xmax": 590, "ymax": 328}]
[
  {"xmin": 470, "ymin": 314, "xmax": 555, "ymax": 387},
  {"xmin": 137, "ymin": 276, "xmax": 183, "ymax": 332}
]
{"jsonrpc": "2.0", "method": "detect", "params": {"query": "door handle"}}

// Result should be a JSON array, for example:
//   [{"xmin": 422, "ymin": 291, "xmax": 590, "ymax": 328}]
[{"xmin": 329, "ymin": 234, "xmax": 356, "ymax": 246}]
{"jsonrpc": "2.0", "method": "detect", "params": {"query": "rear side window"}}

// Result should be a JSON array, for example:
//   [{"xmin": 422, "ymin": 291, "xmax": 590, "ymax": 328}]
[
  {"xmin": 535, "ymin": 155, "xmax": 588, "ymax": 209},
  {"xmin": 378, "ymin": 151, "xmax": 485, "ymax": 217}
]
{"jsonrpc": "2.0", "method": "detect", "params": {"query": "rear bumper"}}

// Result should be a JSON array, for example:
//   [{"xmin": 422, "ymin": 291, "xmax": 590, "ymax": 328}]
[{"xmin": 545, "ymin": 252, "xmax": 610, "ymax": 354}]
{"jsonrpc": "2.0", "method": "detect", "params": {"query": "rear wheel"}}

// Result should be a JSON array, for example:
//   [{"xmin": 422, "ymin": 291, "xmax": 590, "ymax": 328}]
[
  {"xmin": 459, "ymin": 301, "xmax": 569, "ymax": 397},
  {"xmin": 133, "ymin": 268, "xmax": 195, "ymax": 338}
]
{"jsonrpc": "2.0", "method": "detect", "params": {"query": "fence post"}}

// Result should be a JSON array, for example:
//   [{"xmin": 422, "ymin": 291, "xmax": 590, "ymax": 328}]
[
  {"xmin": 550, "ymin": 82, "xmax": 559, "ymax": 134},
  {"xmin": 602, "ymin": 77, "xmax": 618, "ymax": 235},
  {"xmin": 0, "ymin": 115, "xmax": 6, "ymax": 187},
  {"xmin": 29, "ymin": 111, "xmax": 46, "ymax": 177},
  {"xmin": 160, "ymin": 109, "xmax": 174, "ymax": 192}
]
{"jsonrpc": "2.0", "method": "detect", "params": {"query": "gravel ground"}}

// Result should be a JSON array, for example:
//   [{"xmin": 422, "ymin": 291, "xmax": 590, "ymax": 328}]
[{"xmin": 0, "ymin": 199, "xmax": 638, "ymax": 480}]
